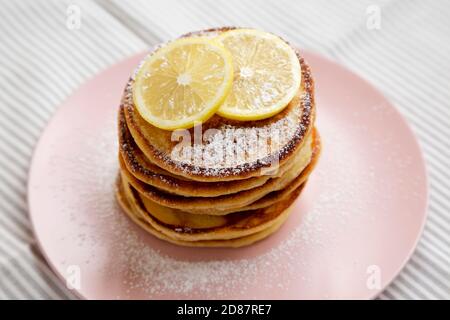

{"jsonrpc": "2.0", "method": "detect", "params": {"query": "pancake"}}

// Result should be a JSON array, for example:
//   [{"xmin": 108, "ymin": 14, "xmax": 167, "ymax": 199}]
[
  {"xmin": 184, "ymin": 131, "xmax": 320, "ymax": 215},
  {"xmin": 122, "ymin": 29, "xmax": 315, "ymax": 182},
  {"xmin": 118, "ymin": 106, "xmax": 304, "ymax": 197},
  {"xmin": 119, "ymin": 130, "xmax": 315, "ymax": 212},
  {"xmin": 118, "ymin": 174, "xmax": 303, "ymax": 242},
  {"xmin": 116, "ymin": 182, "xmax": 290, "ymax": 247},
  {"xmin": 114, "ymin": 27, "xmax": 320, "ymax": 247}
]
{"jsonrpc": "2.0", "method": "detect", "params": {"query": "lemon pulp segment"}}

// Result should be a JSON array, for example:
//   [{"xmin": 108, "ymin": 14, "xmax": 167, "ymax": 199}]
[
  {"xmin": 216, "ymin": 29, "xmax": 301, "ymax": 121},
  {"xmin": 133, "ymin": 37, "xmax": 233, "ymax": 130}
]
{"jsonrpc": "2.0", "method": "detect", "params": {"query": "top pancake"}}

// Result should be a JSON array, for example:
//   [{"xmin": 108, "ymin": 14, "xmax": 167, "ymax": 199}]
[
  {"xmin": 122, "ymin": 28, "xmax": 315, "ymax": 182},
  {"xmin": 118, "ymin": 106, "xmax": 312, "ymax": 197}
]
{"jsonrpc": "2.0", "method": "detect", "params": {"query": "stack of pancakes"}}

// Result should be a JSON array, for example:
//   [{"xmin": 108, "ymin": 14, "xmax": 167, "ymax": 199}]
[{"xmin": 116, "ymin": 28, "xmax": 321, "ymax": 247}]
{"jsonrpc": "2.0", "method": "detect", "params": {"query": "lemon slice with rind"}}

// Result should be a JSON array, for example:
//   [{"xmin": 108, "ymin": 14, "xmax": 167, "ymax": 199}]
[
  {"xmin": 133, "ymin": 37, "xmax": 233, "ymax": 130},
  {"xmin": 216, "ymin": 29, "xmax": 301, "ymax": 121}
]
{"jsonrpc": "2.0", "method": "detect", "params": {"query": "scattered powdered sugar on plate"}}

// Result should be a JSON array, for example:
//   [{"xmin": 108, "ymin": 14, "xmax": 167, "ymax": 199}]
[{"xmin": 107, "ymin": 207, "xmax": 322, "ymax": 297}]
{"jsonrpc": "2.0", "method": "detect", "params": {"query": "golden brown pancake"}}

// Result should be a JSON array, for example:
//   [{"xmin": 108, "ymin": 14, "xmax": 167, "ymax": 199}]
[
  {"xmin": 118, "ymin": 106, "xmax": 308, "ymax": 197},
  {"xmin": 184, "ymin": 131, "xmax": 320, "ymax": 215},
  {"xmin": 118, "ymin": 174, "xmax": 304, "ymax": 242},
  {"xmin": 122, "ymin": 30, "xmax": 315, "ymax": 182},
  {"xmin": 116, "ymin": 181, "xmax": 291, "ymax": 248},
  {"xmin": 119, "ymin": 130, "xmax": 315, "ymax": 212}
]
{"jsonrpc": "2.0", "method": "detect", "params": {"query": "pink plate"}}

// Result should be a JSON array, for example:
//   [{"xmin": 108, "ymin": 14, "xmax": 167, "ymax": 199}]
[{"xmin": 28, "ymin": 51, "xmax": 428, "ymax": 300}]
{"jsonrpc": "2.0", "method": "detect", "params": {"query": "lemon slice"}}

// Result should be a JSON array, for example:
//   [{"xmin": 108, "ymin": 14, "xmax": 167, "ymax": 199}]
[
  {"xmin": 216, "ymin": 29, "xmax": 301, "ymax": 121},
  {"xmin": 133, "ymin": 37, "xmax": 233, "ymax": 130}
]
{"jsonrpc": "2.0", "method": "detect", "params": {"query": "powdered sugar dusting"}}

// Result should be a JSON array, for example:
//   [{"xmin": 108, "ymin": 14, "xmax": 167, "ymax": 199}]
[
  {"xmin": 122, "ymin": 78, "xmax": 308, "ymax": 168},
  {"xmin": 122, "ymin": 28, "xmax": 314, "ymax": 179},
  {"xmin": 112, "ymin": 221, "xmax": 306, "ymax": 297}
]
